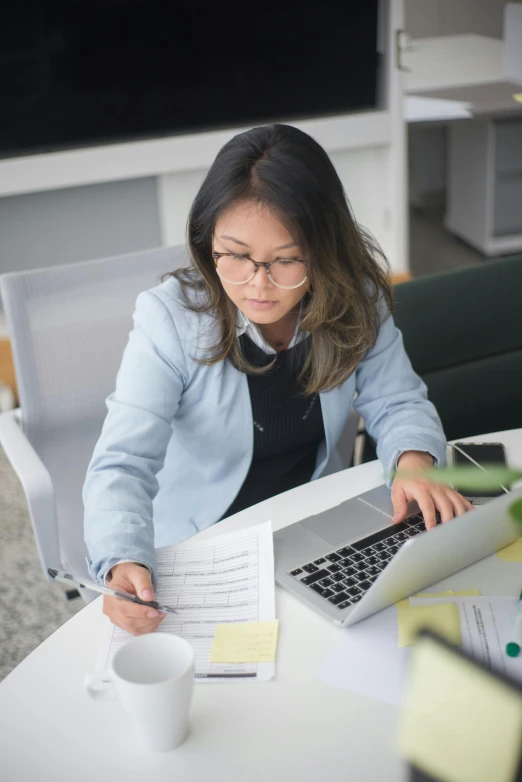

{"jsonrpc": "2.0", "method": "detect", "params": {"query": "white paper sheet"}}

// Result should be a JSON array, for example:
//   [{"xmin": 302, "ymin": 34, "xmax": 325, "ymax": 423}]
[
  {"xmin": 410, "ymin": 596, "xmax": 522, "ymax": 682},
  {"xmin": 319, "ymin": 597, "xmax": 522, "ymax": 705},
  {"xmin": 320, "ymin": 606, "xmax": 410, "ymax": 705},
  {"xmin": 96, "ymin": 521, "xmax": 276, "ymax": 682}
]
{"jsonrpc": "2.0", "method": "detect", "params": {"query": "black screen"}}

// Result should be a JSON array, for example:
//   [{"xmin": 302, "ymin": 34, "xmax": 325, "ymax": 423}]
[
  {"xmin": 453, "ymin": 443, "xmax": 508, "ymax": 497},
  {"xmin": 0, "ymin": 1, "xmax": 379, "ymax": 158}
]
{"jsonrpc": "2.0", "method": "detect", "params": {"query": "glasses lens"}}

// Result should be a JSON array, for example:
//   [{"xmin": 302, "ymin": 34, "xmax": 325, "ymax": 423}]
[
  {"xmin": 216, "ymin": 255, "xmax": 254, "ymax": 283},
  {"xmin": 269, "ymin": 261, "xmax": 307, "ymax": 288}
]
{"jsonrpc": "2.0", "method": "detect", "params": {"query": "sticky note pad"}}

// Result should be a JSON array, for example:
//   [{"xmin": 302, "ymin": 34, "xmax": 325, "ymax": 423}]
[
  {"xmin": 399, "ymin": 635, "xmax": 522, "ymax": 782},
  {"xmin": 497, "ymin": 539, "xmax": 522, "ymax": 562},
  {"xmin": 415, "ymin": 590, "xmax": 480, "ymax": 598},
  {"xmin": 513, "ymin": 93, "xmax": 522, "ymax": 104},
  {"xmin": 396, "ymin": 600, "xmax": 461, "ymax": 647},
  {"xmin": 210, "ymin": 620, "xmax": 279, "ymax": 663}
]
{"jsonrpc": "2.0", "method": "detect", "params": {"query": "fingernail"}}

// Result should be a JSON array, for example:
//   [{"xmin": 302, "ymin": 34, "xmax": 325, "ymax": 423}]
[
  {"xmin": 392, "ymin": 513, "xmax": 400, "ymax": 522},
  {"xmin": 142, "ymin": 589, "xmax": 153, "ymax": 600},
  {"xmin": 147, "ymin": 610, "xmax": 159, "ymax": 618}
]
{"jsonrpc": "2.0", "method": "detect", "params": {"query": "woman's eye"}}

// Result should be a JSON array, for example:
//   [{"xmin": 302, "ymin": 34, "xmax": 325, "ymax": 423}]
[
  {"xmin": 233, "ymin": 254, "xmax": 250, "ymax": 260},
  {"xmin": 276, "ymin": 259, "xmax": 298, "ymax": 266}
]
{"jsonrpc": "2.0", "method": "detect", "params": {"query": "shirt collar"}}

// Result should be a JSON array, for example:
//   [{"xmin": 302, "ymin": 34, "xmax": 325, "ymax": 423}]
[{"xmin": 235, "ymin": 308, "xmax": 307, "ymax": 355}]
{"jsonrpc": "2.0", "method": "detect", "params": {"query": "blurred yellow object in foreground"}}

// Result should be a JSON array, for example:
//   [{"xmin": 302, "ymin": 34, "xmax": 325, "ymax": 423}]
[
  {"xmin": 397, "ymin": 601, "xmax": 461, "ymax": 647},
  {"xmin": 399, "ymin": 633, "xmax": 522, "ymax": 782},
  {"xmin": 497, "ymin": 539, "xmax": 522, "ymax": 562},
  {"xmin": 396, "ymin": 590, "xmax": 479, "ymax": 647}
]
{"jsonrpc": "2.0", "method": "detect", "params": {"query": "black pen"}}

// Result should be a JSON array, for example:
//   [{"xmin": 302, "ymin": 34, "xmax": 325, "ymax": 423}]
[{"xmin": 47, "ymin": 568, "xmax": 179, "ymax": 614}]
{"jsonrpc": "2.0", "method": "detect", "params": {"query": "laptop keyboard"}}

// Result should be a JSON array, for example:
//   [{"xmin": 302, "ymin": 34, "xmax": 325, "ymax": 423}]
[{"xmin": 288, "ymin": 513, "xmax": 441, "ymax": 610}]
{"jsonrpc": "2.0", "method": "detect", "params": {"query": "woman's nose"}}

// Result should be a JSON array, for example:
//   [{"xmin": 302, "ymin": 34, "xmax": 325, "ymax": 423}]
[{"xmin": 252, "ymin": 264, "xmax": 273, "ymax": 285}]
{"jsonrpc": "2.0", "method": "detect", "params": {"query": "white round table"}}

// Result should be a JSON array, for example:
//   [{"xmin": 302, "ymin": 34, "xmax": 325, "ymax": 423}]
[{"xmin": 2, "ymin": 429, "xmax": 522, "ymax": 782}]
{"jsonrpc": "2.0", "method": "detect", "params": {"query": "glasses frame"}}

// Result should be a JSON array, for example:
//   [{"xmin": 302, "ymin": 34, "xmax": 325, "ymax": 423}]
[{"xmin": 212, "ymin": 252, "xmax": 308, "ymax": 290}]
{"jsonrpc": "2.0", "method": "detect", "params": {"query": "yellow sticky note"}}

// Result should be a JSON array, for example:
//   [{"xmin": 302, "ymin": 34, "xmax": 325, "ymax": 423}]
[
  {"xmin": 497, "ymin": 539, "xmax": 522, "ymax": 562},
  {"xmin": 399, "ymin": 635, "xmax": 522, "ymax": 782},
  {"xmin": 210, "ymin": 620, "xmax": 279, "ymax": 663},
  {"xmin": 513, "ymin": 93, "xmax": 522, "ymax": 104},
  {"xmin": 416, "ymin": 589, "xmax": 480, "ymax": 597},
  {"xmin": 396, "ymin": 600, "xmax": 462, "ymax": 647}
]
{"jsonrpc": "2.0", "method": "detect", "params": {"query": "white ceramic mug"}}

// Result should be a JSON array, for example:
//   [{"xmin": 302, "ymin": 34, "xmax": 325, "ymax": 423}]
[{"xmin": 84, "ymin": 633, "xmax": 195, "ymax": 752}]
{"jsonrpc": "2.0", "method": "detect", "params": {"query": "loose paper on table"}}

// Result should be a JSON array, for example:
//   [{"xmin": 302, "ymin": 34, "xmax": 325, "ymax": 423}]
[
  {"xmin": 410, "ymin": 596, "xmax": 522, "ymax": 679},
  {"xmin": 96, "ymin": 521, "xmax": 276, "ymax": 682},
  {"xmin": 320, "ymin": 594, "xmax": 522, "ymax": 705}
]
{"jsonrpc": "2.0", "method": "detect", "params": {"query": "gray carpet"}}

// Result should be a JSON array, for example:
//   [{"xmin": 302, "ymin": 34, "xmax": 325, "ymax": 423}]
[
  {"xmin": 409, "ymin": 206, "xmax": 484, "ymax": 277},
  {"xmin": 0, "ymin": 443, "xmax": 83, "ymax": 682}
]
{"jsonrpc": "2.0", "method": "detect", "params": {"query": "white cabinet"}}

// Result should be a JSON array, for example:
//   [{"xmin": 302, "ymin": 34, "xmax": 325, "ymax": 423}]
[{"xmin": 445, "ymin": 116, "xmax": 522, "ymax": 256}]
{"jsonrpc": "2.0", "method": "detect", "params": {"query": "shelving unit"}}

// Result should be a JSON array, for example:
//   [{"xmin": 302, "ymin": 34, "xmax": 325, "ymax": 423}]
[{"xmin": 446, "ymin": 115, "xmax": 522, "ymax": 256}]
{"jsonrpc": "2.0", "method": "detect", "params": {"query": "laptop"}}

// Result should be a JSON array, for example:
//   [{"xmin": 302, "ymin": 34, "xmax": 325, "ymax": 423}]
[{"xmin": 274, "ymin": 483, "xmax": 522, "ymax": 627}]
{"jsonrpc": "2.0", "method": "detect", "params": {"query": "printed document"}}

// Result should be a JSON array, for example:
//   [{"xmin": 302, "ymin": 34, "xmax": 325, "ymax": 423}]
[
  {"xmin": 320, "ymin": 596, "xmax": 522, "ymax": 704},
  {"xmin": 410, "ymin": 596, "xmax": 522, "ymax": 680},
  {"xmin": 96, "ymin": 521, "xmax": 276, "ymax": 682}
]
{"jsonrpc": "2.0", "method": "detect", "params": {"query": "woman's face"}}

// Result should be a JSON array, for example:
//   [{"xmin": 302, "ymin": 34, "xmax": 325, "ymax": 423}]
[{"xmin": 213, "ymin": 201, "xmax": 308, "ymax": 325}]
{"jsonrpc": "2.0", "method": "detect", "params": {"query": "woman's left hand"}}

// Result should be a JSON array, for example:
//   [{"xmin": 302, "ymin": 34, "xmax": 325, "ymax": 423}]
[{"xmin": 392, "ymin": 450, "xmax": 474, "ymax": 530}]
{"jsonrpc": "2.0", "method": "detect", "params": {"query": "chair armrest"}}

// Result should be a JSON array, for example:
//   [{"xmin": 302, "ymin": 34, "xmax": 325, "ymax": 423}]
[{"xmin": 0, "ymin": 408, "xmax": 60, "ymax": 580}]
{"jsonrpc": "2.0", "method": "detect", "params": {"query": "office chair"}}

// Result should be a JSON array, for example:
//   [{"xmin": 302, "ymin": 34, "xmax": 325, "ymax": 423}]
[
  {"xmin": 0, "ymin": 245, "xmax": 188, "ymax": 603},
  {"xmin": 359, "ymin": 256, "xmax": 522, "ymax": 463}
]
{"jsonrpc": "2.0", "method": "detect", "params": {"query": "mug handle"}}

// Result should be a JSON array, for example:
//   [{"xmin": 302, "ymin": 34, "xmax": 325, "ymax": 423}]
[{"xmin": 84, "ymin": 672, "xmax": 117, "ymax": 701}]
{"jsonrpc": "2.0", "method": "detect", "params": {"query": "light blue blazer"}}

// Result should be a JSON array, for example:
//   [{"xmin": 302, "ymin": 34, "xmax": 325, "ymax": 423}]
[{"xmin": 83, "ymin": 277, "xmax": 447, "ymax": 589}]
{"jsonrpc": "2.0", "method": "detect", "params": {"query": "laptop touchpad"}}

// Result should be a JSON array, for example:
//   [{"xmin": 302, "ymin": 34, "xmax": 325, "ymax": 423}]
[{"xmin": 301, "ymin": 497, "xmax": 388, "ymax": 546}]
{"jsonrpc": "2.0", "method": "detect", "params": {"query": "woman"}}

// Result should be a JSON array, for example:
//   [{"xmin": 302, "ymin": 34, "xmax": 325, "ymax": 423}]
[{"xmin": 83, "ymin": 124, "xmax": 472, "ymax": 636}]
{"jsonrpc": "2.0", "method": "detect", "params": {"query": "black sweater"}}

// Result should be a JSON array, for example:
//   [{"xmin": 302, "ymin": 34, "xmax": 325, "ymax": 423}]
[{"xmin": 221, "ymin": 334, "xmax": 325, "ymax": 520}]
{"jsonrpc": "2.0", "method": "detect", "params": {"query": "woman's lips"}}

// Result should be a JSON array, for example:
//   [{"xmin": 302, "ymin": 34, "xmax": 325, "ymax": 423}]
[{"xmin": 246, "ymin": 299, "xmax": 278, "ymax": 310}]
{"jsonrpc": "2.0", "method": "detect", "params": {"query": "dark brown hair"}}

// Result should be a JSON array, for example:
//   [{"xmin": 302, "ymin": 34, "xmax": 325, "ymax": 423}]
[{"xmin": 162, "ymin": 123, "xmax": 392, "ymax": 395}]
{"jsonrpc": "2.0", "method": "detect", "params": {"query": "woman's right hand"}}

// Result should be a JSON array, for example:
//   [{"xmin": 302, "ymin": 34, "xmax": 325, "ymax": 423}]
[{"xmin": 102, "ymin": 562, "xmax": 166, "ymax": 635}]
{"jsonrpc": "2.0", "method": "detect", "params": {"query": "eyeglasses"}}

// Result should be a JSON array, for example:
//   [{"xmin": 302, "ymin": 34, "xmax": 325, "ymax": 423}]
[{"xmin": 213, "ymin": 252, "xmax": 308, "ymax": 290}]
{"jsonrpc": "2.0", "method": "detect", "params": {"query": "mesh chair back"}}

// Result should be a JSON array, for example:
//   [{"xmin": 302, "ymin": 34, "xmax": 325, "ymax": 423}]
[{"xmin": 0, "ymin": 245, "xmax": 188, "ymax": 588}]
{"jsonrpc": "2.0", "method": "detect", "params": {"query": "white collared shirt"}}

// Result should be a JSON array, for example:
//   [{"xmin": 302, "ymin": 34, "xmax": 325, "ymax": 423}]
[{"xmin": 235, "ymin": 308, "xmax": 307, "ymax": 354}]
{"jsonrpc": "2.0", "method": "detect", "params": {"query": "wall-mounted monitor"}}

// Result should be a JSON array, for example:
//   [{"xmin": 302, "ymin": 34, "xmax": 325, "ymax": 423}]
[{"xmin": 0, "ymin": 0, "xmax": 380, "ymax": 158}]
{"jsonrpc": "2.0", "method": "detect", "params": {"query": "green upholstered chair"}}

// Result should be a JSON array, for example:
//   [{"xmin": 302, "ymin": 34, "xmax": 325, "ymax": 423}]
[{"xmin": 360, "ymin": 256, "xmax": 522, "ymax": 464}]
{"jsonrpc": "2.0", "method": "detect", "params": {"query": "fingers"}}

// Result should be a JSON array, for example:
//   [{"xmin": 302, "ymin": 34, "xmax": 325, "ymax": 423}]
[
  {"xmin": 102, "ymin": 597, "xmax": 167, "ymax": 635},
  {"xmin": 392, "ymin": 470, "xmax": 477, "ymax": 532},
  {"xmin": 112, "ymin": 594, "xmax": 161, "ymax": 621},
  {"xmin": 112, "ymin": 597, "xmax": 165, "ymax": 622},
  {"xmin": 430, "ymin": 488, "xmax": 455, "ymax": 525},
  {"xmin": 446, "ymin": 489, "xmax": 474, "ymax": 517},
  {"xmin": 414, "ymin": 488, "xmax": 438, "ymax": 530},
  {"xmin": 391, "ymin": 485, "xmax": 408, "ymax": 524},
  {"xmin": 102, "ymin": 562, "xmax": 167, "ymax": 634},
  {"xmin": 414, "ymin": 486, "xmax": 475, "ymax": 529},
  {"xmin": 429, "ymin": 486, "xmax": 474, "ymax": 523},
  {"xmin": 461, "ymin": 494, "xmax": 475, "ymax": 513}
]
